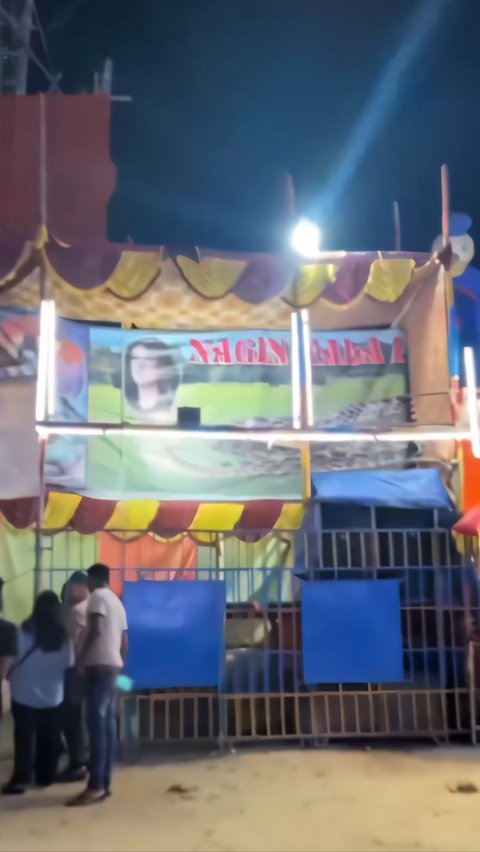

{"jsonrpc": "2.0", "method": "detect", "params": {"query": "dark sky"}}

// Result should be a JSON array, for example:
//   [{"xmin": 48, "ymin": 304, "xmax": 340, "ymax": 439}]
[{"xmin": 33, "ymin": 0, "xmax": 480, "ymax": 253}]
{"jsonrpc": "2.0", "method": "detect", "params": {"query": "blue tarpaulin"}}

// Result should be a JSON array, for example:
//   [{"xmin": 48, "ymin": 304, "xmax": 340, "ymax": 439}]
[
  {"xmin": 311, "ymin": 468, "xmax": 454, "ymax": 511},
  {"xmin": 124, "ymin": 580, "xmax": 226, "ymax": 689},
  {"xmin": 302, "ymin": 579, "xmax": 404, "ymax": 684}
]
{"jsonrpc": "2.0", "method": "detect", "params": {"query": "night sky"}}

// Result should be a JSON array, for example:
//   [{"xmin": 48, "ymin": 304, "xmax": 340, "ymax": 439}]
[{"xmin": 33, "ymin": 0, "xmax": 480, "ymax": 254}]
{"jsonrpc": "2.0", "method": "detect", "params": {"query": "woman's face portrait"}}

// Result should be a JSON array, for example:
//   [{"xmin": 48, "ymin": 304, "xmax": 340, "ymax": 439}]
[{"xmin": 126, "ymin": 342, "xmax": 180, "ymax": 415}]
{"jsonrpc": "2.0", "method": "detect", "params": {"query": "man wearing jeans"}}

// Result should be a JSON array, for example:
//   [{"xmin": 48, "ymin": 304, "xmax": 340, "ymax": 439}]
[{"xmin": 68, "ymin": 563, "xmax": 128, "ymax": 807}]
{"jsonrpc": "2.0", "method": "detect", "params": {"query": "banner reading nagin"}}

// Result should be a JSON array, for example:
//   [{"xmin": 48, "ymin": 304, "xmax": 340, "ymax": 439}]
[
  {"xmin": 0, "ymin": 314, "xmax": 411, "ymax": 500},
  {"xmin": 85, "ymin": 327, "xmax": 411, "ymax": 500}
]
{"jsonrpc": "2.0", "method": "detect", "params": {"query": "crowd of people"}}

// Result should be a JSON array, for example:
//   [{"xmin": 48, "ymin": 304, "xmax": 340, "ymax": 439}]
[{"xmin": 0, "ymin": 563, "xmax": 128, "ymax": 807}]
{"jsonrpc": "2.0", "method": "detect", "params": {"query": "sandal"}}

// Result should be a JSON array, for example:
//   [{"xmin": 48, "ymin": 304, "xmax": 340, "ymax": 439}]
[{"xmin": 66, "ymin": 787, "xmax": 109, "ymax": 807}]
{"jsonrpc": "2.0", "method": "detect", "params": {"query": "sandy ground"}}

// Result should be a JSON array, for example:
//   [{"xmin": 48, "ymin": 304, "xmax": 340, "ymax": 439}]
[{"xmin": 2, "ymin": 743, "xmax": 480, "ymax": 852}]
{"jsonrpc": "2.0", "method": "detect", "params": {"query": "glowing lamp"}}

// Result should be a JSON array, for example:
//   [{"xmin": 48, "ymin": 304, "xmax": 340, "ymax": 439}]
[{"xmin": 290, "ymin": 218, "xmax": 322, "ymax": 259}]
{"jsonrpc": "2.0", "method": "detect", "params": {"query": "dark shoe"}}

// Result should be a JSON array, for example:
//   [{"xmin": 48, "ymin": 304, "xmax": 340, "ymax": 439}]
[
  {"xmin": 57, "ymin": 766, "xmax": 88, "ymax": 783},
  {"xmin": 2, "ymin": 781, "xmax": 26, "ymax": 795}
]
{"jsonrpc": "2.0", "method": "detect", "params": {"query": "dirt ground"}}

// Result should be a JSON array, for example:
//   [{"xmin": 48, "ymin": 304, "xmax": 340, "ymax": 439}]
[{"xmin": 2, "ymin": 744, "xmax": 480, "ymax": 852}]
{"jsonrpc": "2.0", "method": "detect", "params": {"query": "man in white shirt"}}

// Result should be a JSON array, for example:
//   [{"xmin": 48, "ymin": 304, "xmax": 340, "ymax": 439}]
[{"xmin": 68, "ymin": 563, "xmax": 128, "ymax": 807}]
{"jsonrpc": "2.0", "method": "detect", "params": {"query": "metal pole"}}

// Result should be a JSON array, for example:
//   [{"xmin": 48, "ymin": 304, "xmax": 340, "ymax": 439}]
[
  {"xmin": 33, "ymin": 437, "xmax": 47, "ymax": 599},
  {"xmin": 39, "ymin": 92, "xmax": 47, "ymax": 231},
  {"xmin": 15, "ymin": 0, "xmax": 34, "ymax": 94},
  {"xmin": 393, "ymin": 201, "xmax": 402, "ymax": 251},
  {"xmin": 441, "ymin": 163, "xmax": 450, "ymax": 247},
  {"xmin": 33, "ymin": 91, "xmax": 49, "ymax": 601}
]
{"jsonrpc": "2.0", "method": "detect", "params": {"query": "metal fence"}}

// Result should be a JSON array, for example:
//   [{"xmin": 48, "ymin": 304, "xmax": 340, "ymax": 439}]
[{"xmin": 35, "ymin": 508, "xmax": 480, "ymax": 747}]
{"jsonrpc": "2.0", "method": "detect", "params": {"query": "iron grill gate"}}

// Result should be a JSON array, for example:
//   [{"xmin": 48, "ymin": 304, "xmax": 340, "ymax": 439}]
[{"xmin": 36, "ymin": 510, "xmax": 480, "ymax": 746}]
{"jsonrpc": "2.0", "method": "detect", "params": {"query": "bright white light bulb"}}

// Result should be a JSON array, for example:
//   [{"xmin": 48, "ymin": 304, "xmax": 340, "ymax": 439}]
[{"xmin": 291, "ymin": 218, "xmax": 322, "ymax": 258}]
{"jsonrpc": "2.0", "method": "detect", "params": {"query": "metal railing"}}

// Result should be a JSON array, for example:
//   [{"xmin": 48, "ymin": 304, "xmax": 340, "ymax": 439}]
[{"xmin": 31, "ymin": 512, "xmax": 480, "ymax": 746}]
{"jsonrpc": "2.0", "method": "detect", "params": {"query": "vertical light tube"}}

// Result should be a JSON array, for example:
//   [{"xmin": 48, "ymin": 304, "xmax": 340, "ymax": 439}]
[
  {"xmin": 291, "ymin": 312, "xmax": 301, "ymax": 429},
  {"xmin": 300, "ymin": 308, "xmax": 314, "ymax": 427},
  {"xmin": 35, "ymin": 300, "xmax": 56, "ymax": 422},
  {"xmin": 35, "ymin": 301, "xmax": 49, "ymax": 422},
  {"xmin": 464, "ymin": 347, "xmax": 480, "ymax": 458},
  {"xmin": 46, "ymin": 301, "xmax": 57, "ymax": 417}
]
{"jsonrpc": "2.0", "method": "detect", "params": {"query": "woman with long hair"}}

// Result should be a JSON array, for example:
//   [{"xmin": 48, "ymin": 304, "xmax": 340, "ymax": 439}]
[
  {"xmin": 2, "ymin": 591, "xmax": 74, "ymax": 795},
  {"xmin": 124, "ymin": 339, "xmax": 181, "ymax": 421}
]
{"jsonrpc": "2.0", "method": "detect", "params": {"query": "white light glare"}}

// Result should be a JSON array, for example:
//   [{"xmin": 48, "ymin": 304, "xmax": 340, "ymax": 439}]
[
  {"xmin": 291, "ymin": 218, "xmax": 322, "ymax": 259},
  {"xmin": 464, "ymin": 347, "xmax": 480, "ymax": 458},
  {"xmin": 300, "ymin": 309, "xmax": 314, "ymax": 427},
  {"xmin": 35, "ymin": 423, "xmax": 470, "ymax": 443},
  {"xmin": 35, "ymin": 300, "xmax": 56, "ymax": 422},
  {"xmin": 290, "ymin": 312, "xmax": 301, "ymax": 429}
]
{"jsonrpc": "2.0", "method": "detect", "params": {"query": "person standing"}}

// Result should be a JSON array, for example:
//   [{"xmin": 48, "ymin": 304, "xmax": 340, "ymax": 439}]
[
  {"xmin": 0, "ymin": 578, "xmax": 18, "ymax": 719},
  {"xmin": 2, "ymin": 591, "xmax": 74, "ymax": 795},
  {"xmin": 68, "ymin": 563, "xmax": 128, "ymax": 807},
  {"xmin": 58, "ymin": 571, "xmax": 90, "ymax": 782}
]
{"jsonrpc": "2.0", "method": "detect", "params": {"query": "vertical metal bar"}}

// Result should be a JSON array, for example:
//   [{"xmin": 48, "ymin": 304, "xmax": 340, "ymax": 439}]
[
  {"xmin": 393, "ymin": 200, "xmax": 402, "ymax": 251},
  {"xmin": 360, "ymin": 530, "xmax": 367, "ymax": 570},
  {"xmin": 449, "ymin": 564, "xmax": 461, "ymax": 731},
  {"xmin": 193, "ymin": 696, "xmax": 198, "ymax": 739},
  {"xmin": 468, "ymin": 642, "xmax": 477, "ymax": 745},
  {"xmin": 382, "ymin": 693, "xmax": 390, "ymax": 734},
  {"xmin": 149, "ymin": 696, "xmax": 154, "ymax": 741},
  {"xmin": 39, "ymin": 92, "xmax": 48, "ymax": 228},
  {"xmin": 441, "ymin": 164, "xmax": 450, "ymax": 247},
  {"xmin": 314, "ymin": 503, "xmax": 323, "ymax": 576},
  {"xmin": 346, "ymin": 530, "xmax": 352, "ymax": 569},
  {"xmin": 397, "ymin": 693, "xmax": 404, "ymax": 734},
  {"xmin": 367, "ymin": 683, "xmax": 375, "ymax": 733},
  {"xmin": 167, "ymin": 698, "xmax": 174, "ymax": 742},
  {"xmin": 33, "ymin": 438, "xmax": 47, "ymax": 600},
  {"xmin": 419, "ymin": 566, "xmax": 429, "ymax": 686},
  {"xmin": 180, "ymin": 695, "xmax": 184, "ymax": 738},
  {"xmin": 339, "ymin": 687, "xmax": 346, "ymax": 734},
  {"xmin": 332, "ymin": 533, "xmax": 338, "ymax": 579},
  {"xmin": 354, "ymin": 694, "xmax": 360, "ymax": 734},
  {"xmin": 411, "ymin": 692, "xmax": 418, "ymax": 731}
]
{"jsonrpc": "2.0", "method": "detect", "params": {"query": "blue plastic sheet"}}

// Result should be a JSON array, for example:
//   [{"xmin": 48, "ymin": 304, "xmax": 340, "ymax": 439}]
[
  {"xmin": 311, "ymin": 468, "xmax": 454, "ymax": 511},
  {"xmin": 302, "ymin": 579, "xmax": 404, "ymax": 684},
  {"xmin": 124, "ymin": 581, "xmax": 226, "ymax": 689}
]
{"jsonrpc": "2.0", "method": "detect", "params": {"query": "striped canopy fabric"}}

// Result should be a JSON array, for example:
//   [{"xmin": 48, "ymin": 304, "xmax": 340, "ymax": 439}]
[{"xmin": 0, "ymin": 493, "xmax": 305, "ymax": 541}]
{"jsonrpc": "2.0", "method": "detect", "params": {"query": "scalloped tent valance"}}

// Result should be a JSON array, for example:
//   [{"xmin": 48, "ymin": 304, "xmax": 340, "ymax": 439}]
[
  {"xmin": 1, "ymin": 231, "xmax": 442, "ymax": 305},
  {"xmin": 0, "ymin": 494, "xmax": 305, "ymax": 541}
]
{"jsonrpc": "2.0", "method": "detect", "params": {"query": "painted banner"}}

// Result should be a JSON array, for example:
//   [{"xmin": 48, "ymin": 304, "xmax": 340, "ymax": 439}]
[
  {"xmin": 86, "ymin": 327, "xmax": 409, "ymax": 500},
  {"xmin": 0, "ymin": 313, "xmax": 410, "ymax": 499},
  {"xmin": 0, "ymin": 308, "xmax": 89, "ymax": 496}
]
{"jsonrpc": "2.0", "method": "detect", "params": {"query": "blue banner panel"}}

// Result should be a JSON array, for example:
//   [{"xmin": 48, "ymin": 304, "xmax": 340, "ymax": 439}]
[
  {"xmin": 302, "ymin": 580, "xmax": 404, "ymax": 685},
  {"xmin": 124, "ymin": 581, "xmax": 226, "ymax": 689}
]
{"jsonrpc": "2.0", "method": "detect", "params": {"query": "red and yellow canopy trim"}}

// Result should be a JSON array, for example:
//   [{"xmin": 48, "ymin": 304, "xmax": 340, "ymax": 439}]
[
  {"xmin": 0, "ymin": 494, "xmax": 305, "ymax": 541},
  {"xmin": 0, "ymin": 229, "xmax": 436, "ymax": 307}
]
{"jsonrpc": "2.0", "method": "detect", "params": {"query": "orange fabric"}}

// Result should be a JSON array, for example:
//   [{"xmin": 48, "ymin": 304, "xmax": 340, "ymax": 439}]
[
  {"xmin": 99, "ymin": 532, "xmax": 197, "ymax": 596},
  {"xmin": 461, "ymin": 440, "xmax": 480, "ymax": 512}
]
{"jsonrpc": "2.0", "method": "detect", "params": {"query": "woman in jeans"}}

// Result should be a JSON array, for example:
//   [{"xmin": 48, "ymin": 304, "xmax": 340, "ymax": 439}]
[{"xmin": 2, "ymin": 591, "xmax": 74, "ymax": 795}]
